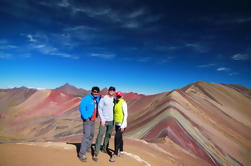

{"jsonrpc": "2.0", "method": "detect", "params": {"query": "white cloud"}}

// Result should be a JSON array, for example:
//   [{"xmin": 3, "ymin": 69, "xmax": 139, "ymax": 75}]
[
  {"xmin": 128, "ymin": 8, "xmax": 146, "ymax": 18},
  {"xmin": 70, "ymin": 5, "xmax": 160, "ymax": 30},
  {"xmin": 0, "ymin": 52, "xmax": 30, "ymax": 59},
  {"xmin": 24, "ymin": 32, "xmax": 78, "ymax": 60},
  {"xmin": 232, "ymin": 53, "xmax": 249, "ymax": 61},
  {"xmin": 38, "ymin": 1, "xmax": 52, "ymax": 7},
  {"xmin": 62, "ymin": 24, "xmax": 121, "ymax": 46},
  {"xmin": 155, "ymin": 45, "xmax": 179, "ymax": 51},
  {"xmin": 89, "ymin": 53, "xmax": 116, "ymax": 59},
  {"xmin": 39, "ymin": 45, "xmax": 57, "ymax": 54},
  {"xmin": 197, "ymin": 63, "xmax": 216, "ymax": 68},
  {"xmin": 72, "ymin": 6, "xmax": 111, "ymax": 17},
  {"xmin": 27, "ymin": 34, "xmax": 37, "ymax": 42},
  {"xmin": 38, "ymin": 46, "xmax": 78, "ymax": 59},
  {"xmin": 199, "ymin": 64, "xmax": 238, "ymax": 77},
  {"xmin": 156, "ymin": 42, "xmax": 209, "ymax": 53},
  {"xmin": 64, "ymin": 25, "xmax": 97, "ymax": 32},
  {"xmin": 185, "ymin": 42, "xmax": 209, "ymax": 53},
  {"xmin": 123, "ymin": 21, "xmax": 140, "ymax": 29},
  {"xmin": 51, "ymin": 33, "xmax": 77, "ymax": 49},
  {"xmin": 38, "ymin": 0, "xmax": 152, "ymax": 30},
  {"xmin": 53, "ymin": 53, "xmax": 79, "ymax": 59},
  {"xmin": 0, "ymin": 45, "xmax": 18, "ymax": 49},
  {"xmin": 57, "ymin": 0, "xmax": 70, "ymax": 8},
  {"xmin": 29, "ymin": 43, "xmax": 78, "ymax": 60},
  {"xmin": 0, "ymin": 40, "xmax": 18, "ymax": 49},
  {"xmin": 32, "ymin": 44, "xmax": 45, "ymax": 48},
  {"xmin": 63, "ymin": 25, "xmax": 100, "ymax": 42},
  {"xmin": 0, "ymin": 52, "xmax": 12, "ymax": 59},
  {"xmin": 217, "ymin": 67, "xmax": 230, "ymax": 71}
]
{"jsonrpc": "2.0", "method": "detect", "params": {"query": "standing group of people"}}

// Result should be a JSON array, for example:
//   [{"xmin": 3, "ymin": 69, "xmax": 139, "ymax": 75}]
[{"xmin": 78, "ymin": 86, "xmax": 128, "ymax": 162}]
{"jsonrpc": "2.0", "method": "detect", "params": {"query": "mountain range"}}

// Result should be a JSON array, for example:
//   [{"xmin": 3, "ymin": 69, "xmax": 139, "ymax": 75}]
[{"xmin": 0, "ymin": 81, "xmax": 250, "ymax": 166}]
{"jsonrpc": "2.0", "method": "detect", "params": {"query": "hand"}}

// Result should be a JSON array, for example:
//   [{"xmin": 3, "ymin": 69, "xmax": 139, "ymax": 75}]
[
  {"xmin": 120, "ymin": 128, "xmax": 125, "ymax": 132},
  {"xmin": 101, "ymin": 121, "xmax": 106, "ymax": 126}
]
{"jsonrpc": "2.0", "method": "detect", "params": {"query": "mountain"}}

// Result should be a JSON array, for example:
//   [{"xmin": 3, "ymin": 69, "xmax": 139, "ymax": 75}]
[
  {"xmin": 224, "ymin": 84, "xmax": 251, "ymax": 99},
  {"xmin": 55, "ymin": 83, "xmax": 88, "ymax": 97},
  {"xmin": 0, "ymin": 87, "xmax": 37, "ymax": 115},
  {"xmin": 0, "ymin": 81, "xmax": 250, "ymax": 166},
  {"xmin": 126, "ymin": 81, "xmax": 251, "ymax": 166}
]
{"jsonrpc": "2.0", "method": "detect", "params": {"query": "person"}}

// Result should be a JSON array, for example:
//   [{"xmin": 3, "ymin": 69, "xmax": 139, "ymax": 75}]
[
  {"xmin": 78, "ymin": 86, "xmax": 100, "ymax": 162},
  {"xmin": 92, "ymin": 86, "xmax": 116, "ymax": 161},
  {"xmin": 109, "ymin": 91, "xmax": 128, "ymax": 162}
]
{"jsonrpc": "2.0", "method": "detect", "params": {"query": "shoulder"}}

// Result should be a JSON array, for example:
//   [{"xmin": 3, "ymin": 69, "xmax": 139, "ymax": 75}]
[
  {"xmin": 101, "ymin": 95, "xmax": 109, "ymax": 100},
  {"xmin": 101, "ymin": 95, "xmax": 107, "ymax": 99},
  {"xmin": 122, "ymin": 100, "xmax": 127, "ymax": 106},
  {"xmin": 82, "ymin": 94, "xmax": 93, "ymax": 102},
  {"xmin": 83, "ymin": 94, "xmax": 91, "ymax": 99},
  {"xmin": 121, "ymin": 99, "xmax": 126, "ymax": 103}
]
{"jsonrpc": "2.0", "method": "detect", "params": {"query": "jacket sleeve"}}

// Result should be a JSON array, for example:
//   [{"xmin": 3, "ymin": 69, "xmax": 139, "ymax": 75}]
[
  {"xmin": 79, "ymin": 97, "xmax": 88, "ymax": 120},
  {"xmin": 98, "ymin": 98, "xmax": 105, "ymax": 122},
  {"xmin": 121, "ymin": 101, "xmax": 128, "ymax": 128}
]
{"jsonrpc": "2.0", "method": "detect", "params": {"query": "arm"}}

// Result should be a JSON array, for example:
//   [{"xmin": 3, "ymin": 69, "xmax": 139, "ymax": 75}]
[
  {"xmin": 98, "ymin": 98, "xmax": 105, "ymax": 125},
  {"xmin": 79, "ymin": 97, "xmax": 88, "ymax": 120},
  {"xmin": 121, "ymin": 101, "xmax": 128, "ymax": 129}
]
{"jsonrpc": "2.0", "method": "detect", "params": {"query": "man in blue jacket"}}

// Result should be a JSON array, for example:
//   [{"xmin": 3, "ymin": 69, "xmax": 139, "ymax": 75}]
[{"xmin": 78, "ymin": 86, "xmax": 100, "ymax": 162}]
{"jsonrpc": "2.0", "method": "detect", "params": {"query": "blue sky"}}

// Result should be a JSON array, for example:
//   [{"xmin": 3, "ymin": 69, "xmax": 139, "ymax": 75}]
[{"xmin": 0, "ymin": 0, "xmax": 251, "ymax": 94}]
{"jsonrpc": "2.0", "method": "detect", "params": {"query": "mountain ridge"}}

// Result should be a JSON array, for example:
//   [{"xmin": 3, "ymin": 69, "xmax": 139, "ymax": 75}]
[{"xmin": 0, "ymin": 81, "xmax": 251, "ymax": 166}]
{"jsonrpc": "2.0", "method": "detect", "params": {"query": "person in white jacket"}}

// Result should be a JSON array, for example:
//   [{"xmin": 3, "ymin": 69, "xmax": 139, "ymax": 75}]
[
  {"xmin": 93, "ymin": 86, "xmax": 116, "ymax": 161},
  {"xmin": 109, "ymin": 91, "xmax": 128, "ymax": 162}
]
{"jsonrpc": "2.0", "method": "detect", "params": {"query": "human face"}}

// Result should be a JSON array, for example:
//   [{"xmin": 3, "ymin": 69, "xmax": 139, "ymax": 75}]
[
  {"xmin": 108, "ymin": 90, "xmax": 115, "ymax": 96},
  {"xmin": 91, "ymin": 91, "xmax": 99, "ymax": 97},
  {"xmin": 116, "ymin": 95, "xmax": 122, "ymax": 99}
]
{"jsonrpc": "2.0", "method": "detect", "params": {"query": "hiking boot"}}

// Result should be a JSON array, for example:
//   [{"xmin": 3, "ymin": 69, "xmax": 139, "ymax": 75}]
[
  {"xmin": 78, "ymin": 155, "xmax": 87, "ymax": 162},
  {"xmin": 118, "ymin": 151, "xmax": 124, "ymax": 157},
  {"xmin": 109, "ymin": 154, "xmax": 117, "ymax": 162},
  {"xmin": 92, "ymin": 154, "xmax": 98, "ymax": 162}
]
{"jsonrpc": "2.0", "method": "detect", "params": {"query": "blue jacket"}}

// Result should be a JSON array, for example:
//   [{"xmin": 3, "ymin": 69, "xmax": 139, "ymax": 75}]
[{"xmin": 79, "ymin": 93, "xmax": 100, "ymax": 120}]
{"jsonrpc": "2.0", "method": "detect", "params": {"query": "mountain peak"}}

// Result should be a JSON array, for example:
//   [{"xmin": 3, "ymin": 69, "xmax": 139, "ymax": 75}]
[
  {"xmin": 59, "ymin": 83, "xmax": 75, "ymax": 88},
  {"xmin": 56, "ymin": 83, "xmax": 88, "ymax": 97}
]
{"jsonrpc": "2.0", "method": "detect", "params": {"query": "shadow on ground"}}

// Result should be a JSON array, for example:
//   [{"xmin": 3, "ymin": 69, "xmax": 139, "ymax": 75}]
[{"xmin": 66, "ymin": 142, "xmax": 114, "ymax": 158}]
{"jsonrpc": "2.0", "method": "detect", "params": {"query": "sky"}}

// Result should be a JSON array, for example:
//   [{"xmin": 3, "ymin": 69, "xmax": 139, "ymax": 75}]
[{"xmin": 0, "ymin": 0, "xmax": 251, "ymax": 94}]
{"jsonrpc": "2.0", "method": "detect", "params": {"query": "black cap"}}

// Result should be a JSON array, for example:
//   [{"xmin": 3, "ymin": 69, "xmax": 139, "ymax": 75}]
[
  {"xmin": 91, "ymin": 86, "xmax": 100, "ymax": 93},
  {"xmin": 108, "ymin": 86, "xmax": 116, "ymax": 91}
]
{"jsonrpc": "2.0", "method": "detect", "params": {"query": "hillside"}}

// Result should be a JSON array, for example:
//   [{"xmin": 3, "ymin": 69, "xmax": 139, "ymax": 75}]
[{"xmin": 0, "ymin": 81, "xmax": 251, "ymax": 166}]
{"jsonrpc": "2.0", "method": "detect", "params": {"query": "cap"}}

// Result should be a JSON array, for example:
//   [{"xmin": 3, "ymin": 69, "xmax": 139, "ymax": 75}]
[
  {"xmin": 108, "ymin": 86, "xmax": 116, "ymax": 91},
  {"xmin": 91, "ymin": 86, "xmax": 100, "ymax": 93},
  {"xmin": 116, "ymin": 91, "xmax": 123, "ymax": 96}
]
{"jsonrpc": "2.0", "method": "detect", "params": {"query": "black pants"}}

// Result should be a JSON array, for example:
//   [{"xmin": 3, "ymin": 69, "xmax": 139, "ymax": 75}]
[{"xmin": 114, "ymin": 125, "xmax": 123, "ymax": 155}]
